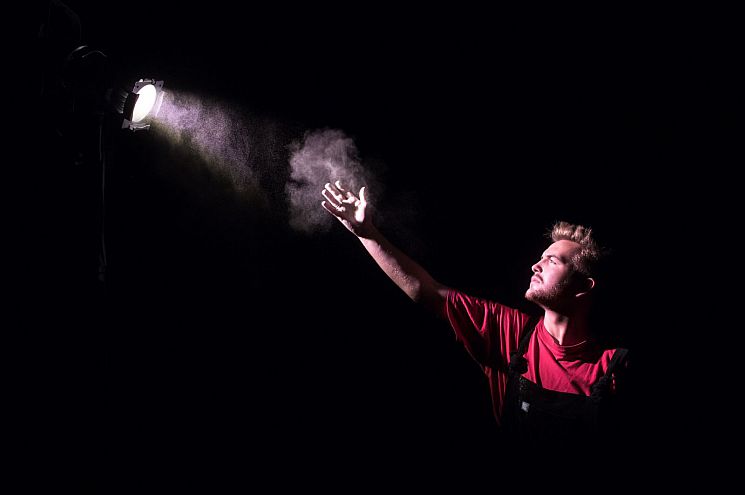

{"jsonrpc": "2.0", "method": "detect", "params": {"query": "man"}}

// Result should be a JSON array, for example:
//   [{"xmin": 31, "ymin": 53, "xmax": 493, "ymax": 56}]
[{"xmin": 321, "ymin": 180, "xmax": 631, "ymax": 450}]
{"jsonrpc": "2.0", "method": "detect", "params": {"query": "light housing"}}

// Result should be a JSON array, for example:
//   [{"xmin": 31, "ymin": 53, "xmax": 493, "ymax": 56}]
[{"xmin": 120, "ymin": 79, "xmax": 165, "ymax": 131}]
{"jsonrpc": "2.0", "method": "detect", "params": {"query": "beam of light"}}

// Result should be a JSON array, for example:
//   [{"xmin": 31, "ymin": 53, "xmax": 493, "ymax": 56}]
[
  {"xmin": 146, "ymin": 90, "xmax": 385, "ymax": 232},
  {"xmin": 148, "ymin": 90, "xmax": 263, "ymax": 201}
]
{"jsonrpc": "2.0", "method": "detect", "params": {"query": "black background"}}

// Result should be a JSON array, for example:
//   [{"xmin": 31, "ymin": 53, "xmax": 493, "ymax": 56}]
[{"xmin": 27, "ymin": 1, "xmax": 735, "ymax": 491}]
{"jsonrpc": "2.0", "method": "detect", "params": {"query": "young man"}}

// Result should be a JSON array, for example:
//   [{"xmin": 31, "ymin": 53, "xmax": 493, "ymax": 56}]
[{"xmin": 321, "ymin": 180, "xmax": 631, "ymax": 450}]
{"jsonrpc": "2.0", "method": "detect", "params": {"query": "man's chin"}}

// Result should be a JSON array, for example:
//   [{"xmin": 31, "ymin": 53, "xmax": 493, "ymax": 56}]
[
  {"xmin": 525, "ymin": 289, "xmax": 538, "ymax": 303},
  {"xmin": 525, "ymin": 290, "xmax": 550, "ymax": 308}
]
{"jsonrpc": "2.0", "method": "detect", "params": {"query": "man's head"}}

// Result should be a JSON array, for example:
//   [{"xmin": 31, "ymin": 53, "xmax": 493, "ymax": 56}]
[{"xmin": 525, "ymin": 221, "xmax": 604, "ymax": 311}]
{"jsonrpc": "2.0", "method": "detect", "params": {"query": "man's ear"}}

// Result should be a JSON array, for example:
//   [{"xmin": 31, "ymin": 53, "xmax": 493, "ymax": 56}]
[{"xmin": 575, "ymin": 277, "xmax": 595, "ymax": 298}]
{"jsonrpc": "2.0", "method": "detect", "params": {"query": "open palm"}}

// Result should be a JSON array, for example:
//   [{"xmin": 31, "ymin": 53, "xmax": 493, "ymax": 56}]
[{"xmin": 321, "ymin": 181, "xmax": 371, "ymax": 237}]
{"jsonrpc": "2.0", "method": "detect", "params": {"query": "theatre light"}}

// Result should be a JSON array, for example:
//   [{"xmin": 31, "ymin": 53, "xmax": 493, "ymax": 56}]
[
  {"xmin": 119, "ymin": 79, "xmax": 165, "ymax": 131},
  {"xmin": 56, "ymin": 44, "xmax": 166, "ymax": 132}
]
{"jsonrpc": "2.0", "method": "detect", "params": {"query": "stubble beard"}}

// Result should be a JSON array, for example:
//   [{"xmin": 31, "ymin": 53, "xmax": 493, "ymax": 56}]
[{"xmin": 525, "ymin": 278, "xmax": 572, "ymax": 309}]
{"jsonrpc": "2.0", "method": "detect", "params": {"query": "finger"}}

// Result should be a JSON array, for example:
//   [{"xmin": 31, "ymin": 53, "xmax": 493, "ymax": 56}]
[
  {"xmin": 328, "ymin": 181, "xmax": 343, "ymax": 195},
  {"xmin": 322, "ymin": 189, "xmax": 342, "ymax": 208},
  {"xmin": 324, "ymin": 183, "xmax": 344, "ymax": 203},
  {"xmin": 322, "ymin": 200, "xmax": 345, "ymax": 218},
  {"xmin": 321, "ymin": 200, "xmax": 340, "ymax": 217},
  {"xmin": 333, "ymin": 181, "xmax": 354, "ymax": 202},
  {"xmin": 322, "ymin": 198, "xmax": 347, "ymax": 214}
]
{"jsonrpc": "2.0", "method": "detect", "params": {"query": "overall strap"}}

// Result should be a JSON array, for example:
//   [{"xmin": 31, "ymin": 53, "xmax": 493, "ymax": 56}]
[
  {"xmin": 508, "ymin": 314, "xmax": 541, "ymax": 376},
  {"xmin": 606, "ymin": 348, "xmax": 629, "ymax": 374},
  {"xmin": 589, "ymin": 347, "xmax": 629, "ymax": 403},
  {"xmin": 502, "ymin": 315, "xmax": 541, "ymax": 436}
]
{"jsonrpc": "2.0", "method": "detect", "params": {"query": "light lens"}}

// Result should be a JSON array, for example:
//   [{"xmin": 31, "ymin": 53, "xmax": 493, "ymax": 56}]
[{"xmin": 131, "ymin": 84, "xmax": 157, "ymax": 122}]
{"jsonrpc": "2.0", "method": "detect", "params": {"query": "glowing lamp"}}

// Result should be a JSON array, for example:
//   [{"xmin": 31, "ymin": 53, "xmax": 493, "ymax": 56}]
[{"xmin": 120, "ymin": 79, "xmax": 165, "ymax": 131}]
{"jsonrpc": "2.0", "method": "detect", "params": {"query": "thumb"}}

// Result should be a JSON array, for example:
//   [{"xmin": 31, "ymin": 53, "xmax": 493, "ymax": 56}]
[{"xmin": 359, "ymin": 186, "xmax": 367, "ymax": 203}]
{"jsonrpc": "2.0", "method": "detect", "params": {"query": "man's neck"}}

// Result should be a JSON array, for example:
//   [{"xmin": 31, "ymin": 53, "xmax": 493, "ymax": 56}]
[{"xmin": 542, "ymin": 309, "xmax": 589, "ymax": 346}]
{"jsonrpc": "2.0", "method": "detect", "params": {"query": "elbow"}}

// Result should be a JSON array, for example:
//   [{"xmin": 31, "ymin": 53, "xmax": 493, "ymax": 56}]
[{"xmin": 406, "ymin": 277, "xmax": 430, "ymax": 303}]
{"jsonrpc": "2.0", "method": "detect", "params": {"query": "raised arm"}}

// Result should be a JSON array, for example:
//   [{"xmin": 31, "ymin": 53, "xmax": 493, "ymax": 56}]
[{"xmin": 321, "ymin": 181, "xmax": 450, "ymax": 317}]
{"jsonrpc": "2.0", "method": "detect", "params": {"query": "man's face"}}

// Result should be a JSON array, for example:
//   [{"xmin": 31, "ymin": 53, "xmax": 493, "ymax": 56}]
[{"xmin": 525, "ymin": 239, "xmax": 583, "ymax": 308}]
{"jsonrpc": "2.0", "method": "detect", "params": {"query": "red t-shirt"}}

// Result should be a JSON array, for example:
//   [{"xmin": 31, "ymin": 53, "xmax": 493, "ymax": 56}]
[{"xmin": 444, "ymin": 290, "xmax": 618, "ymax": 425}]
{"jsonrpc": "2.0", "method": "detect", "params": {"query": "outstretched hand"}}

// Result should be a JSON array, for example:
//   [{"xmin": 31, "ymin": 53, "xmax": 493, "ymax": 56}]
[{"xmin": 321, "ymin": 181, "xmax": 373, "ymax": 237}]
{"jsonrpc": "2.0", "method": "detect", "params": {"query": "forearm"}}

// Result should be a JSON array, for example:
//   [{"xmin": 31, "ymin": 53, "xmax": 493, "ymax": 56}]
[{"xmin": 358, "ymin": 226, "xmax": 448, "ymax": 316}]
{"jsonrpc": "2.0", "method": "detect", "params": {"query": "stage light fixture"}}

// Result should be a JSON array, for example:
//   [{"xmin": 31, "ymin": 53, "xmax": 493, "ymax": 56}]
[
  {"xmin": 119, "ymin": 79, "xmax": 165, "ymax": 131},
  {"xmin": 56, "ymin": 44, "xmax": 166, "ymax": 133}
]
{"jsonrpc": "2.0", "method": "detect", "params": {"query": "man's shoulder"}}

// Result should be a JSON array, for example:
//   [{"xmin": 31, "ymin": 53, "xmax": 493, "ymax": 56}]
[{"xmin": 447, "ymin": 289, "xmax": 524, "ymax": 315}]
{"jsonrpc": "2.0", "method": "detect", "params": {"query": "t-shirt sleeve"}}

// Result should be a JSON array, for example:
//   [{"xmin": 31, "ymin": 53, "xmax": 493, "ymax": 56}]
[{"xmin": 444, "ymin": 289, "xmax": 529, "ymax": 371}]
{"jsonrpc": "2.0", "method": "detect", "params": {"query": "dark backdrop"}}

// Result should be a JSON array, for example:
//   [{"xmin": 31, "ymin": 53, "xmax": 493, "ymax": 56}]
[{"xmin": 27, "ymin": 1, "xmax": 734, "ymax": 491}]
